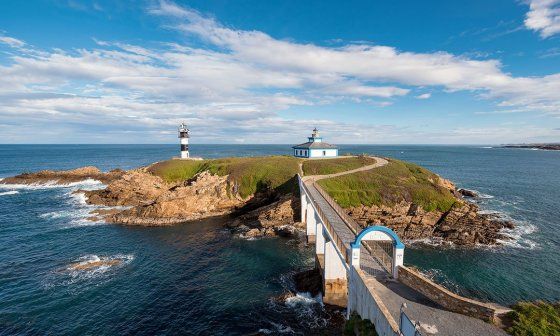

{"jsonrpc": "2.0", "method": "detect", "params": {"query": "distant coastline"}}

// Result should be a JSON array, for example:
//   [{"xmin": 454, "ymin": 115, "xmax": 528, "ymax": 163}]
[{"xmin": 501, "ymin": 143, "xmax": 560, "ymax": 151}]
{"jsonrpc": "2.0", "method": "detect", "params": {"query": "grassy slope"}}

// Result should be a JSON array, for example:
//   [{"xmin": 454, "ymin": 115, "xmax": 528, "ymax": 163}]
[
  {"xmin": 317, "ymin": 159, "xmax": 457, "ymax": 212},
  {"xmin": 302, "ymin": 156, "xmax": 377, "ymax": 176},
  {"xmin": 507, "ymin": 301, "xmax": 560, "ymax": 336},
  {"xmin": 148, "ymin": 156, "xmax": 301, "ymax": 198}
]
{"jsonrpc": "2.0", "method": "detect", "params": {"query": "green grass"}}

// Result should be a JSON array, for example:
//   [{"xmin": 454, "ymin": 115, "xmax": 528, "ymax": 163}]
[
  {"xmin": 317, "ymin": 159, "xmax": 457, "ymax": 212},
  {"xmin": 302, "ymin": 156, "xmax": 377, "ymax": 176},
  {"xmin": 507, "ymin": 301, "xmax": 560, "ymax": 336},
  {"xmin": 148, "ymin": 156, "xmax": 301, "ymax": 198},
  {"xmin": 343, "ymin": 312, "xmax": 378, "ymax": 336}
]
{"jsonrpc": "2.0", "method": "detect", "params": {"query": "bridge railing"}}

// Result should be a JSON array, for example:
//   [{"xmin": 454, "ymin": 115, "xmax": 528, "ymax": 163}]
[
  {"xmin": 299, "ymin": 176, "xmax": 349, "ymax": 263},
  {"xmin": 312, "ymin": 180, "xmax": 394, "ymax": 274}
]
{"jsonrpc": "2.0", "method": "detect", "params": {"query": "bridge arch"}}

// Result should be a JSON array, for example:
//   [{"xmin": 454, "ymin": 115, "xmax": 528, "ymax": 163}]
[{"xmin": 350, "ymin": 225, "xmax": 405, "ymax": 279}]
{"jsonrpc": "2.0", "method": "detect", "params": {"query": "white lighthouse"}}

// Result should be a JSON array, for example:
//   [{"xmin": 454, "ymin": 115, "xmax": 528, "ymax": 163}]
[{"xmin": 178, "ymin": 122, "xmax": 190, "ymax": 159}]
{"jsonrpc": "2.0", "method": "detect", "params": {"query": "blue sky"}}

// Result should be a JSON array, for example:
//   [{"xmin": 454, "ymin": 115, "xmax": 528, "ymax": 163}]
[{"xmin": 0, "ymin": 0, "xmax": 559, "ymax": 144}]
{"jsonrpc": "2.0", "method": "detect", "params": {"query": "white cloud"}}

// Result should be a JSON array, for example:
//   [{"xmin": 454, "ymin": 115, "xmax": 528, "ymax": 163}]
[
  {"xmin": 415, "ymin": 93, "xmax": 431, "ymax": 99},
  {"xmin": 525, "ymin": 0, "xmax": 560, "ymax": 38},
  {"xmin": 0, "ymin": 1, "xmax": 559, "ymax": 144},
  {"xmin": 0, "ymin": 36, "xmax": 25, "ymax": 48}
]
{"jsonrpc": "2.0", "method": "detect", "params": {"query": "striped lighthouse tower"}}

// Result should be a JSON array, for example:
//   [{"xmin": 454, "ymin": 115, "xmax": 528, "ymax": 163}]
[{"xmin": 178, "ymin": 122, "xmax": 190, "ymax": 159}]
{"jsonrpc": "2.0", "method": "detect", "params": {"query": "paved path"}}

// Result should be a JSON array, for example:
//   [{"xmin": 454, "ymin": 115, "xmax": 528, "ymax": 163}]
[{"xmin": 302, "ymin": 157, "xmax": 507, "ymax": 336}]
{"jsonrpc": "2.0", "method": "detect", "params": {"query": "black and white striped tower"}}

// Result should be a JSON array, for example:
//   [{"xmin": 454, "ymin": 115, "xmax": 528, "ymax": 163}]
[{"xmin": 178, "ymin": 122, "xmax": 190, "ymax": 159}]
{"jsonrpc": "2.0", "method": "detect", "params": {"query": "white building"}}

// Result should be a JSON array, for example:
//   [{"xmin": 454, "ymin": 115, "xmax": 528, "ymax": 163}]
[{"xmin": 293, "ymin": 128, "xmax": 338, "ymax": 158}]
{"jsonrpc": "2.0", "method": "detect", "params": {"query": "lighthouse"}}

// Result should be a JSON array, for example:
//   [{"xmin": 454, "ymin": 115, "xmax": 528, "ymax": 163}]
[{"xmin": 178, "ymin": 122, "xmax": 190, "ymax": 159}]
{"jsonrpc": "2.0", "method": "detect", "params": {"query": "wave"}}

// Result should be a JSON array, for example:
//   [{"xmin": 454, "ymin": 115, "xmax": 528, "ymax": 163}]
[
  {"xmin": 0, "ymin": 190, "xmax": 19, "ymax": 196},
  {"xmin": 0, "ymin": 178, "xmax": 104, "ymax": 191},
  {"xmin": 497, "ymin": 221, "xmax": 538, "ymax": 250}
]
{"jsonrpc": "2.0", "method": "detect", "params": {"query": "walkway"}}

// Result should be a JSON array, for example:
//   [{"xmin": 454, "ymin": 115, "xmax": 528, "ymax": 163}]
[{"xmin": 302, "ymin": 157, "xmax": 507, "ymax": 336}]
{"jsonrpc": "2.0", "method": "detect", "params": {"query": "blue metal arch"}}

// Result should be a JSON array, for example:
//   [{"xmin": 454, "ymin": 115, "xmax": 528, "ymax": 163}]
[{"xmin": 351, "ymin": 225, "xmax": 405, "ymax": 249}]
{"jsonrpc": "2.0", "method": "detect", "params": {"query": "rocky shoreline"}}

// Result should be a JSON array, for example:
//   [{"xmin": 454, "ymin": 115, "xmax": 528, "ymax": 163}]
[{"xmin": 1, "ymin": 163, "xmax": 514, "ymax": 245}]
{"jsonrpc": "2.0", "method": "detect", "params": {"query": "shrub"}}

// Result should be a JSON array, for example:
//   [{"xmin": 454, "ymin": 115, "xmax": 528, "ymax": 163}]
[{"xmin": 507, "ymin": 301, "xmax": 560, "ymax": 336}]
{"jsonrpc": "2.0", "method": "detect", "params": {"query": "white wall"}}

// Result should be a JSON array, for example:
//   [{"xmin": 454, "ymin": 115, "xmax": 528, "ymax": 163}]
[{"xmin": 309, "ymin": 149, "xmax": 337, "ymax": 158}]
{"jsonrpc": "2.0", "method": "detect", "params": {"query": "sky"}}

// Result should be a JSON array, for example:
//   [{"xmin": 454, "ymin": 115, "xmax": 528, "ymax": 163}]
[{"xmin": 0, "ymin": 0, "xmax": 559, "ymax": 144}]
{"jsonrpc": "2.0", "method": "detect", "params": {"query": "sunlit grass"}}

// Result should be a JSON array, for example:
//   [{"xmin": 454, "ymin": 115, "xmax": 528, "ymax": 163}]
[
  {"xmin": 302, "ymin": 156, "xmax": 376, "ymax": 176},
  {"xmin": 317, "ymin": 159, "xmax": 457, "ymax": 212},
  {"xmin": 148, "ymin": 156, "xmax": 301, "ymax": 198}
]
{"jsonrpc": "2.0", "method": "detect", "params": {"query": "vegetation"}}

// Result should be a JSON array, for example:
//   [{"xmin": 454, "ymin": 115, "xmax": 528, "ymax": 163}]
[
  {"xmin": 343, "ymin": 312, "xmax": 378, "ymax": 336},
  {"xmin": 317, "ymin": 159, "xmax": 457, "ymax": 212},
  {"xmin": 506, "ymin": 301, "xmax": 560, "ymax": 336},
  {"xmin": 302, "ymin": 156, "xmax": 377, "ymax": 176},
  {"xmin": 148, "ymin": 156, "xmax": 301, "ymax": 198}
]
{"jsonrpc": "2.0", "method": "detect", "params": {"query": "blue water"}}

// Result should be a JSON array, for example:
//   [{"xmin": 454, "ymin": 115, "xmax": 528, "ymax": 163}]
[{"xmin": 1, "ymin": 145, "xmax": 559, "ymax": 335}]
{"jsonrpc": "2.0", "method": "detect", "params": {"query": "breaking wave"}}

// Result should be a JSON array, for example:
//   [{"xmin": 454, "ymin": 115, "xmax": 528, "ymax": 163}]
[
  {"xmin": 497, "ymin": 221, "xmax": 538, "ymax": 250},
  {"xmin": 0, "ymin": 190, "xmax": 19, "ymax": 196}
]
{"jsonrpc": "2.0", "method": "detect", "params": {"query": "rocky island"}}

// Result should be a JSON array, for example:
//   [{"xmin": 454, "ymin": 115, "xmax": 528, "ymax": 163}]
[{"xmin": 1, "ymin": 155, "xmax": 513, "ymax": 246}]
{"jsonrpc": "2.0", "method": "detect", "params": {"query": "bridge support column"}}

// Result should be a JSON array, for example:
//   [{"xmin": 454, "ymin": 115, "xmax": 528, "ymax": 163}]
[
  {"xmin": 323, "ymin": 238, "xmax": 347, "ymax": 307},
  {"xmin": 300, "ymin": 193, "xmax": 307, "ymax": 223},
  {"xmin": 315, "ymin": 222, "xmax": 325, "ymax": 270},
  {"xmin": 392, "ymin": 245, "xmax": 404, "ymax": 279},
  {"xmin": 305, "ymin": 203, "xmax": 316, "ymax": 243}
]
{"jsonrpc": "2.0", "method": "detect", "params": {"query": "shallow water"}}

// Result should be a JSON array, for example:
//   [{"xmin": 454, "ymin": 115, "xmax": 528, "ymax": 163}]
[{"xmin": 0, "ymin": 144, "xmax": 558, "ymax": 334}]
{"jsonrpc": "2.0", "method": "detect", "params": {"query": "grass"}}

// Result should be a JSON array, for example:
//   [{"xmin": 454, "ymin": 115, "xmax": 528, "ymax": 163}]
[
  {"xmin": 148, "ymin": 156, "xmax": 301, "ymax": 198},
  {"xmin": 317, "ymin": 159, "xmax": 457, "ymax": 212},
  {"xmin": 343, "ymin": 312, "xmax": 378, "ymax": 336},
  {"xmin": 302, "ymin": 156, "xmax": 377, "ymax": 176},
  {"xmin": 506, "ymin": 301, "xmax": 560, "ymax": 336}
]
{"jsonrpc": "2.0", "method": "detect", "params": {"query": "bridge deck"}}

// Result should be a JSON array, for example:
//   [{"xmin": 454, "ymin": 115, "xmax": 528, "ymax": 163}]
[{"xmin": 304, "ymin": 179, "xmax": 507, "ymax": 336}]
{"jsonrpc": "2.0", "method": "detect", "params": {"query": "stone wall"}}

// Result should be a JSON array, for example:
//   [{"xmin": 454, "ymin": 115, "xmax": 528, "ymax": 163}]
[
  {"xmin": 348, "ymin": 267, "xmax": 400, "ymax": 336},
  {"xmin": 398, "ymin": 266, "xmax": 500, "ymax": 322}
]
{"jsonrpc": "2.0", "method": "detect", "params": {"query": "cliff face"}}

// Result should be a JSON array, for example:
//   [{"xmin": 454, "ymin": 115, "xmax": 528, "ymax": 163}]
[
  {"xmin": 227, "ymin": 194, "xmax": 303, "ymax": 237},
  {"xmin": 85, "ymin": 170, "xmax": 246, "ymax": 226},
  {"xmin": 346, "ymin": 191, "xmax": 513, "ymax": 246}
]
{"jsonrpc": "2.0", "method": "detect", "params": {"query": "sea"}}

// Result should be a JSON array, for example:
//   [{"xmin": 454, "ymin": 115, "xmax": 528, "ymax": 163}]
[{"xmin": 0, "ymin": 144, "xmax": 558, "ymax": 335}]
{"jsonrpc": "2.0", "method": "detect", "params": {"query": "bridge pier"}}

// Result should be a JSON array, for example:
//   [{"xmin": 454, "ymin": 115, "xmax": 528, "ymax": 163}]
[
  {"xmin": 305, "ymin": 202, "xmax": 316, "ymax": 243},
  {"xmin": 323, "ymin": 238, "xmax": 348, "ymax": 307}
]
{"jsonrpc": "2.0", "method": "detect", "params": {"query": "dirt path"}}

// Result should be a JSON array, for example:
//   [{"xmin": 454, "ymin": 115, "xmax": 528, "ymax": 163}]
[{"xmin": 302, "ymin": 156, "xmax": 388, "ymax": 183}]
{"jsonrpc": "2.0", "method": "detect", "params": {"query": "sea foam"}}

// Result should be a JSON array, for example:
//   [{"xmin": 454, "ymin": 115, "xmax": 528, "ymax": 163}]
[{"xmin": 0, "ymin": 190, "xmax": 19, "ymax": 196}]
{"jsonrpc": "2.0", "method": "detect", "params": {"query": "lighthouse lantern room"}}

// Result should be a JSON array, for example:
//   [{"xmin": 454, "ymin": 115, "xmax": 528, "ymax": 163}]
[{"xmin": 178, "ymin": 122, "xmax": 190, "ymax": 159}]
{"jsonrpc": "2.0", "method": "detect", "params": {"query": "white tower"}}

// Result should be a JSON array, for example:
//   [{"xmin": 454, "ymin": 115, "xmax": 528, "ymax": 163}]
[{"xmin": 178, "ymin": 123, "xmax": 190, "ymax": 159}]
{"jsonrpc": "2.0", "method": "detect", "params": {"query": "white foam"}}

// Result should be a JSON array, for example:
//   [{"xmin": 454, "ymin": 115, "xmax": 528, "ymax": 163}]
[
  {"xmin": 498, "ymin": 222, "xmax": 538, "ymax": 250},
  {"xmin": 284, "ymin": 292, "xmax": 322, "ymax": 308},
  {"xmin": 0, "ymin": 178, "xmax": 104, "ymax": 191},
  {"xmin": 0, "ymin": 190, "xmax": 19, "ymax": 196}
]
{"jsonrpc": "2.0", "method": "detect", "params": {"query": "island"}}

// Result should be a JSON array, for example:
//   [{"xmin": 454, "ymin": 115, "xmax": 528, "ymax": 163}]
[
  {"xmin": 501, "ymin": 143, "xmax": 560, "ymax": 151},
  {"xmin": 1, "ymin": 155, "xmax": 512, "ymax": 245}
]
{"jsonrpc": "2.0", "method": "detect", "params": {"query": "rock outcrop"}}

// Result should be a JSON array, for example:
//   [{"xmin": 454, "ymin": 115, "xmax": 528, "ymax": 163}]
[
  {"xmin": 346, "ymin": 197, "xmax": 513, "ymax": 246},
  {"xmin": 85, "ymin": 170, "xmax": 246, "ymax": 226},
  {"xmin": 227, "ymin": 194, "xmax": 304, "ymax": 237}
]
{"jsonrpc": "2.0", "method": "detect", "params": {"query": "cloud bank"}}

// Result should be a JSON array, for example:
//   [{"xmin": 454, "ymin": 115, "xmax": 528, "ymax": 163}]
[{"xmin": 0, "ymin": 0, "xmax": 558, "ymax": 144}]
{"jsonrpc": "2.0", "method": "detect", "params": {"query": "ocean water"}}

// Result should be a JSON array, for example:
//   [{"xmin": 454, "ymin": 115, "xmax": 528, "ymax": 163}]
[{"xmin": 0, "ymin": 144, "xmax": 559, "ymax": 335}]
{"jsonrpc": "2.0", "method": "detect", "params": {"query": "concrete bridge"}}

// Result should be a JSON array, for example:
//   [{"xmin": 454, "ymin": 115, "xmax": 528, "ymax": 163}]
[{"xmin": 298, "ymin": 158, "xmax": 509, "ymax": 336}]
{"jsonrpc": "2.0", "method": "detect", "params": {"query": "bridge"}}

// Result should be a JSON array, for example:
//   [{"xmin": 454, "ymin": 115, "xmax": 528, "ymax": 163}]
[{"xmin": 298, "ymin": 157, "xmax": 509, "ymax": 336}]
